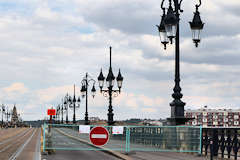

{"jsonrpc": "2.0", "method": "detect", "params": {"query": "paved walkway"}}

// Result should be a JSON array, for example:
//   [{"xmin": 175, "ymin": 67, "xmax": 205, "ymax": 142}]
[{"xmin": 130, "ymin": 152, "xmax": 205, "ymax": 160}]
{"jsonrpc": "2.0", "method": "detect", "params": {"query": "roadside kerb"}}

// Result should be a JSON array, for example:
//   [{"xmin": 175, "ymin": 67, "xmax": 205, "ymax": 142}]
[
  {"xmin": 55, "ymin": 128, "xmax": 132, "ymax": 160},
  {"xmin": 35, "ymin": 129, "xmax": 41, "ymax": 160}
]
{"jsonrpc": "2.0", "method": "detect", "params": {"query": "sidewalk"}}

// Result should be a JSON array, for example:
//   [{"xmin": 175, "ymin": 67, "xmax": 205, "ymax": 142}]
[{"xmin": 129, "ymin": 152, "xmax": 205, "ymax": 160}]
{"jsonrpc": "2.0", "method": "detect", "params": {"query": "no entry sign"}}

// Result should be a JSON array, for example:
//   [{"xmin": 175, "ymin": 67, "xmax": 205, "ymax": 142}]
[
  {"xmin": 89, "ymin": 127, "xmax": 109, "ymax": 146},
  {"xmin": 47, "ymin": 109, "xmax": 56, "ymax": 116}
]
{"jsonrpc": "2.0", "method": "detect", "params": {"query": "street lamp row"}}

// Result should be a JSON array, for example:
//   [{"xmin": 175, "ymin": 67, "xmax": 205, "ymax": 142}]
[
  {"xmin": 0, "ymin": 104, "xmax": 12, "ymax": 126},
  {"xmin": 55, "ymin": 47, "xmax": 124, "ymax": 125}
]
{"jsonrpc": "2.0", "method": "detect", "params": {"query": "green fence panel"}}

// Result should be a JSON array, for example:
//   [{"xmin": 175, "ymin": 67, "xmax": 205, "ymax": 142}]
[
  {"xmin": 128, "ymin": 126, "xmax": 201, "ymax": 153},
  {"xmin": 43, "ymin": 124, "xmax": 46, "ymax": 152}
]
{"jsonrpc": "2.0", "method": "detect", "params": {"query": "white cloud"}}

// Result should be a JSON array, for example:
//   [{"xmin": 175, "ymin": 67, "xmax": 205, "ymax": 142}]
[{"xmin": 2, "ymin": 82, "xmax": 28, "ymax": 95}]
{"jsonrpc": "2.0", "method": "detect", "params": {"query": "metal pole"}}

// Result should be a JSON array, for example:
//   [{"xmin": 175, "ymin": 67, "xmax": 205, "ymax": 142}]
[
  {"xmin": 73, "ymin": 84, "xmax": 76, "ymax": 124},
  {"xmin": 110, "ymin": 46, "xmax": 112, "ymax": 68},
  {"xmin": 61, "ymin": 105, "xmax": 63, "ymax": 124},
  {"xmin": 66, "ymin": 103, "xmax": 68, "ymax": 124},
  {"xmin": 85, "ymin": 73, "xmax": 89, "ymax": 125},
  {"xmin": 6, "ymin": 112, "xmax": 8, "ymax": 127},
  {"xmin": 48, "ymin": 115, "xmax": 52, "ymax": 136},
  {"xmin": 1, "ymin": 107, "xmax": 3, "ymax": 127},
  {"xmin": 169, "ymin": 0, "xmax": 186, "ymax": 125},
  {"xmin": 108, "ymin": 85, "xmax": 114, "ymax": 125},
  {"xmin": 43, "ymin": 123, "xmax": 46, "ymax": 152},
  {"xmin": 108, "ymin": 47, "xmax": 114, "ymax": 125}
]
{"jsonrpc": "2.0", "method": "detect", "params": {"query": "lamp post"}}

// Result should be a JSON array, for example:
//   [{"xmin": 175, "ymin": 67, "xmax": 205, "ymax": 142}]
[
  {"xmin": 56, "ymin": 105, "xmax": 61, "ymax": 124},
  {"xmin": 60, "ymin": 104, "xmax": 64, "ymax": 124},
  {"xmin": 80, "ymin": 73, "xmax": 96, "ymax": 125},
  {"xmin": 1, "ymin": 104, "xmax": 5, "ymax": 127},
  {"xmin": 156, "ymin": 0, "xmax": 204, "ymax": 125},
  {"xmin": 97, "ymin": 46, "xmax": 124, "ymax": 125},
  {"xmin": 68, "ymin": 85, "xmax": 81, "ymax": 124},
  {"xmin": 63, "ymin": 94, "xmax": 69, "ymax": 124},
  {"xmin": 5, "ymin": 108, "xmax": 11, "ymax": 124}
]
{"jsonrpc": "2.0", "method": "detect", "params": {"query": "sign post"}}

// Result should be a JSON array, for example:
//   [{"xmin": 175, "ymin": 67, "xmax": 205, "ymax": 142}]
[
  {"xmin": 46, "ymin": 108, "xmax": 56, "ymax": 154},
  {"xmin": 89, "ymin": 126, "xmax": 109, "ymax": 146}
]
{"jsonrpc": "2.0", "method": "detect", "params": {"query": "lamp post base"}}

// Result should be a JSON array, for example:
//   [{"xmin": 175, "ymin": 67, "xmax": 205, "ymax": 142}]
[
  {"xmin": 167, "ymin": 117, "xmax": 194, "ymax": 126},
  {"xmin": 107, "ymin": 112, "xmax": 115, "ymax": 126},
  {"xmin": 84, "ymin": 120, "xmax": 90, "ymax": 125},
  {"xmin": 107, "ymin": 121, "xmax": 115, "ymax": 126}
]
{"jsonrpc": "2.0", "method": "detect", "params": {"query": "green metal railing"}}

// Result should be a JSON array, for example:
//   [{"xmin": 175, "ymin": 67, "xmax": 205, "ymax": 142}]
[{"xmin": 42, "ymin": 124, "xmax": 201, "ymax": 154}]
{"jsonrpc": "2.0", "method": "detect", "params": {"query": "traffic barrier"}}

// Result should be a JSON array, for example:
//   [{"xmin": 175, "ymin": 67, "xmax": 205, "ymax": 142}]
[{"xmin": 42, "ymin": 124, "xmax": 201, "ymax": 154}]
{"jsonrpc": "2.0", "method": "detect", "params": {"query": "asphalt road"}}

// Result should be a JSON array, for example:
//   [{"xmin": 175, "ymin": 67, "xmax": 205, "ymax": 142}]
[
  {"xmin": 55, "ymin": 127, "xmax": 126, "ymax": 151},
  {"xmin": 17, "ymin": 128, "xmax": 41, "ymax": 160},
  {"xmin": 0, "ymin": 128, "xmax": 41, "ymax": 160},
  {"xmin": 42, "ymin": 150, "xmax": 120, "ymax": 160},
  {"xmin": 48, "ymin": 128, "xmax": 96, "ymax": 149}
]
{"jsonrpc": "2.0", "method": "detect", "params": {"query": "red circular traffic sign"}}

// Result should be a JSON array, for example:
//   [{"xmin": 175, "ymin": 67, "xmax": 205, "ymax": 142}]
[{"xmin": 90, "ymin": 127, "xmax": 109, "ymax": 146}]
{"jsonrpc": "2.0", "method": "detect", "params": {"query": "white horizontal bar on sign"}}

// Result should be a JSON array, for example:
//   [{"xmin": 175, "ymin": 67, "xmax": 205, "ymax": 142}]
[{"xmin": 91, "ymin": 134, "xmax": 107, "ymax": 139}]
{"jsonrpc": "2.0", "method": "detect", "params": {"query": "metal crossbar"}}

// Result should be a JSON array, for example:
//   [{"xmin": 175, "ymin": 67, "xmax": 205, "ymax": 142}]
[{"xmin": 42, "ymin": 124, "xmax": 201, "ymax": 154}]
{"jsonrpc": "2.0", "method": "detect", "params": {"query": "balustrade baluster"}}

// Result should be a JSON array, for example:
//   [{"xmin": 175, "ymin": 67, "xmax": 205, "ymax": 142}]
[
  {"xmin": 210, "ymin": 137, "xmax": 213, "ymax": 160},
  {"xmin": 220, "ymin": 129, "xmax": 225, "ymax": 158},
  {"xmin": 213, "ymin": 128, "xmax": 219, "ymax": 156},
  {"xmin": 226, "ymin": 129, "xmax": 232, "ymax": 159},
  {"xmin": 201, "ymin": 130, "xmax": 203, "ymax": 155},
  {"xmin": 210, "ymin": 129, "xmax": 214, "ymax": 160},
  {"xmin": 204, "ymin": 129, "xmax": 209, "ymax": 156},
  {"xmin": 232, "ymin": 129, "xmax": 239, "ymax": 160}
]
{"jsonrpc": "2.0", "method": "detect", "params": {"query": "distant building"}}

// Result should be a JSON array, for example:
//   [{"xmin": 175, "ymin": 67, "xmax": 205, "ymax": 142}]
[
  {"xmin": 125, "ymin": 118, "xmax": 142, "ymax": 124},
  {"xmin": 11, "ymin": 105, "xmax": 19, "ymax": 125},
  {"xmin": 89, "ymin": 117, "xmax": 100, "ymax": 121},
  {"xmin": 185, "ymin": 106, "xmax": 240, "ymax": 127},
  {"xmin": 143, "ymin": 119, "xmax": 166, "ymax": 126}
]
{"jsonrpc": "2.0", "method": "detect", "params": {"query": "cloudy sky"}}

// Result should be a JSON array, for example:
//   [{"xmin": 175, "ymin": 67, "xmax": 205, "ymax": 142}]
[{"xmin": 0, "ymin": 0, "xmax": 239, "ymax": 121}]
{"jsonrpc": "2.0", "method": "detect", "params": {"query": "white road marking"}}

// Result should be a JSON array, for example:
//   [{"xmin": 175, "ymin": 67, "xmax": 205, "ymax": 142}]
[{"xmin": 91, "ymin": 134, "xmax": 107, "ymax": 138}]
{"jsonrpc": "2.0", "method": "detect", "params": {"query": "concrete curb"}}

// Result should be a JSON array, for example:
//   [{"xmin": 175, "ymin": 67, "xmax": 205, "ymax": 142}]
[
  {"xmin": 34, "ymin": 129, "xmax": 41, "ymax": 160},
  {"xmin": 56, "ymin": 128, "xmax": 132, "ymax": 160}
]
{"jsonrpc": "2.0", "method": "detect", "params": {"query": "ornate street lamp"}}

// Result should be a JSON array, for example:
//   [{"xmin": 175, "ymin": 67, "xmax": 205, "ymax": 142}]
[
  {"xmin": 156, "ymin": 7, "xmax": 169, "ymax": 49},
  {"xmin": 56, "ymin": 105, "xmax": 60, "ymax": 124},
  {"xmin": 97, "ymin": 46, "xmax": 123, "ymax": 125},
  {"xmin": 156, "ymin": 0, "xmax": 204, "ymax": 125},
  {"xmin": 189, "ymin": 3, "xmax": 204, "ymax": 47},
  {"xmin": 63, "ymin": 94, "xmax": 70, "ymax": 124},
  {"xmin": 68, "ymin": 85, "xmax": 81, "ymax": 124},
  {"xmin": 1, "ymin": 104, "xmax": 5, "ymax": 127},
  {"xmin": 5, "ymin": 108, "xmax": 11, "ymax": 123},
  {"xmin": 80, "ymin": 72, "xmax": 96, "ymax": 125},
  {"xmin": 60, "ymin": 104, "xmax": 64, "ymax": 124},
  {"xmin": 164, "ymin": 1, "xmax": 178, "ymax": 44}
]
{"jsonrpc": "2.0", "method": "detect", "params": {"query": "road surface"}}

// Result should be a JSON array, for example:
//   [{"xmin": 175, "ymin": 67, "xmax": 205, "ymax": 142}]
[{"xmin": 0, "ymin": 127, "xmax": 41, "ymax": 160}]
